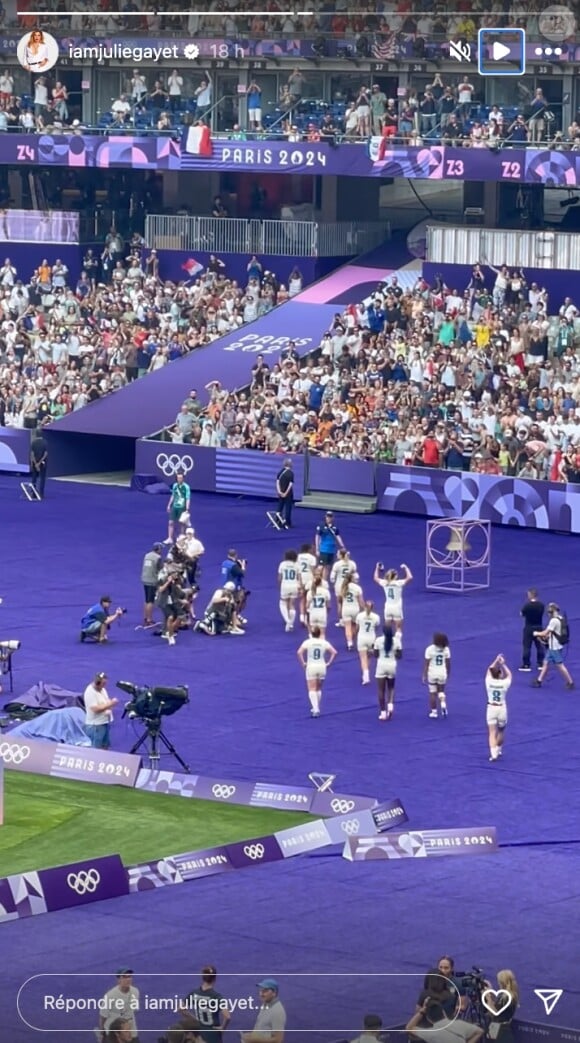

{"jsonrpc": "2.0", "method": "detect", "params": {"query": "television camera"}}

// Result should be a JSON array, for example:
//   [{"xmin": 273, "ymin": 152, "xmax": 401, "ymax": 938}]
[
  {"xmin": 0, "ymin": 639, "xmax": 20, "ymax": 692},
  {"xmin": 117, "ymin": 680, "xmax": 190, "ymax": 772}
]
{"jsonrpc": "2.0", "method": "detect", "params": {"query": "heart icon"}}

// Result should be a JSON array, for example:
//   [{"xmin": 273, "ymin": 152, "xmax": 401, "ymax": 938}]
[{"xmin": 481, "ymin": 989, "xmax": 512, "ymax": 1016}]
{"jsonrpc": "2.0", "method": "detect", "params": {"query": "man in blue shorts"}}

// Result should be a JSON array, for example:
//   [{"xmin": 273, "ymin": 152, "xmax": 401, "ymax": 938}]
[
  {"xmin": 315, "ymin": 511, "xmax": 345, "ymax": 577},
  {"xmin": 533, "ymin": 602, "xmax": 574, "ymax": 690},
  {"xmin": 165, "ymin": 470, "xmax": 191, "ymax": 545}
]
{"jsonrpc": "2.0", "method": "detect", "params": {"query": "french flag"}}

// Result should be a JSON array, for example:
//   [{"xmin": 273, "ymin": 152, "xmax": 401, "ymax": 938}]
[
  {"xmin": 184, "ymin": 123, "xmax": 213, "ymax": 157},
  {"xmin": 182, "ymin": 258, "xmax": 204, "ymax": 278}
]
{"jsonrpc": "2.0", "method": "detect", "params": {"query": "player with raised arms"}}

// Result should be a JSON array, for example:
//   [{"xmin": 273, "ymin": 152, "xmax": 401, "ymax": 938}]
[
  {"xmin": 423, "ymin": 632, "xmax": 451, "ymax": 718},
  {"xmin": 373, "ymin": 561, "xmax": 413, "ymax": 644},
  {"xmin": 374, "ymin": 623, "xmax": 402, "ymax": 720},
  {"xmin": 278, "ymin": 548, "xmax": 299, "ymax": 631},
  {"xmin": 486, "ymin": 653, "xmax": 512, "ymax": 762},
  {"xmin": 297, "ymin": 542, "xmax": 317, "ymax": 625},
  {"xmin": 306, "ymin": 568, "xmax": 331, "ymax": 638},
  {"xmin": 356, "ymin": 600, "xmax": 381, "ymax": 685},
  {"xmin": 330, "ymin": 548, "xmax": 358, "ymax": 625},
  {"xmin": 297, "ymin": 625, "xmax": 337, "ymax": 717},
  {"xmin": 340, "ymin": 571, "xmax": 364, "ymax": 650}
]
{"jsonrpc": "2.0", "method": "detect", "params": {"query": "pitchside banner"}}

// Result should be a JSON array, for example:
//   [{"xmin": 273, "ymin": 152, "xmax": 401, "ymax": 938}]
[
  {"xmin": 0, "ymin": 737, "xmax": 140, "ymax": 787},
  {"xmin": 343, "ymin": 827, "xmax": 498, "ymax": 861},
  {"xmin": 371, "ymin": 799, "xmax": 409, "ymax": 832},
  {"xmin": 0, "ymin": 854, "xmax": 129, "ymax": 923}
]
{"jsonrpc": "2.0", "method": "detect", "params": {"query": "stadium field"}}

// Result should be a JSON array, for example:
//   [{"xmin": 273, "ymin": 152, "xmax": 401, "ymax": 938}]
[{"xmin": 0, "ymin": 772, "xmax": 312, "ymax": 876}]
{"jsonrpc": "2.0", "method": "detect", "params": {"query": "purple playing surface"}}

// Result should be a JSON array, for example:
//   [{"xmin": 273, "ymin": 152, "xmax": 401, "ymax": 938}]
[{"xmin": 1, "ymin": 476, "xmax": 580, "ymax": 1038}]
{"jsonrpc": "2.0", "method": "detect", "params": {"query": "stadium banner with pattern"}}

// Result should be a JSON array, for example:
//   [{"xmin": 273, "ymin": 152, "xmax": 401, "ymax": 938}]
[
  {"xmin": 3, "ymin": 134, "xmax": 579, "ymax": 186},
  {"xmin": 343, "ymin": 827, "xmax": 499, "ymax": 861},
  {"xmin": 0, "ymin": 736, "xmax": 141, "ymax": 787},
  {"xmin": 134, "ymin": 443, "xmax": 580, "ymax": 535}
]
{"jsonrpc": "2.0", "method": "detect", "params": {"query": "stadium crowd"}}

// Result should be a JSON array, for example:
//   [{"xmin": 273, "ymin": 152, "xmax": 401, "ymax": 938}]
[
  {"xmin": 172, "ymin": 264, "xmax": 580, "ymax": 483},
  {"xmin": 0, "ymin": 244, "xmax": 301, "ymax": 427}
]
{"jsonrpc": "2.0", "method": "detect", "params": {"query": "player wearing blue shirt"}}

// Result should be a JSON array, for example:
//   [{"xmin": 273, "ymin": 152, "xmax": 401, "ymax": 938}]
[{"xmin": 315, "ymin": 511, "xmax": 346, "ymax": 578}]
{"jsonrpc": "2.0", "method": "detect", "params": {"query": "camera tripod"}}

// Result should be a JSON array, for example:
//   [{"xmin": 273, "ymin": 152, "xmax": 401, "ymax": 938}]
[{"xmin": 130, "ymin": 716, "xmax": 190, "ymax": 773}]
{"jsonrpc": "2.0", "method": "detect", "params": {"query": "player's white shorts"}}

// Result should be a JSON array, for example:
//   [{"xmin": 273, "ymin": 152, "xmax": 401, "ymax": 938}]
[
  {"xmin": 281, "ymin": 583, "xmax": 299, "ymax": 599},
  {"xmin": 486, "ymin": 706, "xmax": 507, "ymax": 728},
  {"xmin": 300, "ymin": 574, "xmax": 314, "ymax": 591},
  {"xmin": 376, "ymin": 664, "xmax": 397, "ymax": 680},
  {"xmin": 357, "ymin": 636, "xmax": 375, "ymax": 652},
  {"xmin": 308, "ymin": 611, "xmax": 327, "ymax": 628},
  {"xmin": 306, "ymin": 665, "xmax": 326, "ymax": 681},
  {"xmin": 384, "ymin": 607, "xmax": 403, "ymax": 622},
  {"xmin": 341, "ymin": 607, "xmax": 359, "ymax": 622},
  {"xmin": 428, "ymin": 672, "xmax": 446, "ymax": 690}
]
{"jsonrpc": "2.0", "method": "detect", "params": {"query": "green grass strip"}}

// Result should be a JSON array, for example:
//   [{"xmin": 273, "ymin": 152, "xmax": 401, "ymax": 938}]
[{"xmin": 0, "ymin": 773, "xmax": 313, "ymax": 876}]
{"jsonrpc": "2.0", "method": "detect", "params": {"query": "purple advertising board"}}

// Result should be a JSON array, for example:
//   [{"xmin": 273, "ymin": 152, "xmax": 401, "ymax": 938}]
[
  {"xmin": 274, "ymin": 820, "xmax": 333, "ymax": 858},
  {"xmin": 173, "ymin": 846, "xmax": 235, "ymax": 881},
  {"xmin": 376, "ymin": 464, "xmax": 580, "ymax": 534},
  {"xmin": 323, "ymin": 809, "xmax": 377, "ymax": 845},
  {"xmin": 310, "ymin": 790, "xmax": 378, "ymax": 817},
  {"xmin": 0, "ymin": 426, "xmax": 31, "ymax": 474},
  {"xmin": 40, "ymin": 854, "xmax": 129, "ymax": 911},
  {"xmin": 0, "ymin": 736, "xmax": 140, "ymax": 787},
  {"xmin": 249, "ymin": 781, "xmax": 313, "ymax": 811},
  {"xmin": 371, "ymin": 799, "xmax": 409, "ymax": 833},
  {"xmin": 127, "ymin": 857, "xmax": 182, "ymax": 893},
  {"xmin": 225, "ymin": 834, "xmax": 284, "ymax": 869},
  {"xmin": 0, "ymin": 871, "xmax": 47, "ymax": 923},
  {"xmin": 308, "ymin": 456, "xmax": 376, "ymax": 497},
  {"xmin": 0, "ymin": 131, "xmax": 577, "ymax": 188},
  {"xmin": 343, "ymin": 827, "xmax": 498, "ymax": 861}
]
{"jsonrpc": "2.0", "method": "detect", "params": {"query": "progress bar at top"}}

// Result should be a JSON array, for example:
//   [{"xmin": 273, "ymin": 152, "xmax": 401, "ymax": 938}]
[{"xmin": 17, "ymin": 9, "xmax": 316, "ymax": 14}]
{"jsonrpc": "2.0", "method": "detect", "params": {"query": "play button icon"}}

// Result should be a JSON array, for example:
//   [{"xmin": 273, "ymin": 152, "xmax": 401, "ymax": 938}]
[
  {"xmin": 492, "ymin": 40, "xmax": 512, "ymax": 60},
  {"xmin": 478, "ymin": 28, "xmax": 526, "ymax": 74}
]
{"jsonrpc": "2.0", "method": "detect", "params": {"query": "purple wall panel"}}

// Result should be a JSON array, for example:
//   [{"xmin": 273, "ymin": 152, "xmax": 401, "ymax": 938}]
[
  {"xmin": 308, "ymin": 456, "xmax": 375, "ymax": 496},
  {"xmin": 40, "ymin": 854, "xmax": 129, "ymax": 911},
  {"xmin": 0, "ymin": 426, "xmax": 31, "ymax": 474},
  {"xmin": 134, "ymin": 442, "xmax": 216, "ymax": 491},
  {"xmin": 215, "ymin": 448, "xmax": 305, "ymax": 498}
]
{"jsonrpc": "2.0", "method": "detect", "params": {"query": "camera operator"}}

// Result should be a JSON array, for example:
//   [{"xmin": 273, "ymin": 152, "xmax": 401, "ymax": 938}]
[
  {"xmin": 155, "ymin": 565, "xmax": 190, "ymax": 646},
  {"xmin": 533, "ymin": 602, "xmax": 575, "ymax": 690},
  {"xmin": 406, "ymin": 999, "xmax": 484, "ymax": 1043},
  {"xmin": 176, "ymin": 526, "xmax": 205, "ymax": 588},
  {"xmin": 220, "ymin": 548, "xmax": 248, "ymax": 624},
  {"xmin": 197, "ymin": 581, "xmax": 244, "ymax": 636},
  {"xmin": 484, "ymin": 970, "xmax": 518, "ymax": 1043},
  {"xmin": 84, "ymin": 672, "xmax": 118, "ymax": 749},
  {"xmin": 80, "ymin": 595, "xmax": 124, "ymax": 643},
  {"xmin": 415, "ymin": 970, "xmax": 458, "ymax": 1019},
  {"xmin": 141, "ymin": 542, "xmax": 164, "ymax": 627}
]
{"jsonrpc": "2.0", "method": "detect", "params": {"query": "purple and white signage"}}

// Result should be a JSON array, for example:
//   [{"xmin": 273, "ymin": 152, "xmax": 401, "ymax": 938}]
[
  {"xmin": 0, "ymin": 871, "xmax": 47, "ymax": 923},
  {"xmin": 50, "ymin": 746, "xmax": 141, "ymax": 787},
  {"xmin": 343, "ymin": 827, "xmax": 498, "ymax": 861},
  {"xmin": 371, "ymin": 798, "xmax": 409, "ymax": 832},
  {"xmin": 249, "ymin": 782, "xmax": 313, "ymax": 811},
  {"xmin": 225, "ymin": 834, "xmax": 284, "ymax": 869},
  {"xmin": 310, "ymin": 790, "xmax": 378, "ymax": 817},
  {"xmin": 127, "ymin": 857, "xmax": 182, "ymax": 893},
  {"xmin": 323, "ymin": 809, "xmax": 377, "ymax": 845},
  {"xmin": 274, "ymin": 820, "xmax": 332, "ymax": 858},
  {"xmin": 40, "ymin": 854, "xmax": 129, "ymax": 911},
  {"xmin": 0, "ymin": 426, "xmax": 31, "ymax": 474},
  {"xmin": 0, "ymin": 208, "xmax": 79, "ymax": 243},
  {"xmin": 173, "ymin": 846, "xmax": 235, "ymax": 881},
  {"xmin": 0, "ymin": 737, "xmax": 140, "ymax": 787}
]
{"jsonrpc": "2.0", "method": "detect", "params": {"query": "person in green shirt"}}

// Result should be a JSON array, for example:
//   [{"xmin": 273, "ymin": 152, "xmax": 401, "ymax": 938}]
[{"xmin": 165, "ymin": 471, "xmax": 191, "ymax": 545}]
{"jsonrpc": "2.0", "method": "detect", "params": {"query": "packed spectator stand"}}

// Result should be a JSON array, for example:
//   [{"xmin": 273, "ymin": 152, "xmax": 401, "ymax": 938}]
[
  {"xmin": 0, "ymin": 244, "xmax": 302, "ymax": 428},
  {"xmin": 167, "ymin": 265, "xmax": 580, "ymax": 484}
]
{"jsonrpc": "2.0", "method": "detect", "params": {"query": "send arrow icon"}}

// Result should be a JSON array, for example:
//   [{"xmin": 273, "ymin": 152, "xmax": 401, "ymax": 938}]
[{"xmin": 534, "ymin": 989, "xmax": 564, "ymax": 1016}]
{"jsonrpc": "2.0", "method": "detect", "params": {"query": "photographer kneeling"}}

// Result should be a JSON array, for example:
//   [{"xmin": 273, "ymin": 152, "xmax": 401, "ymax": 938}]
[
  {"xmin": 220, "ymin": 548, "xmax": 249, "ymax": 625},
  {"xmin": 80, "ymin": 596, "xmax": 124, "ymax": 643},
  {"xmin": 196, "ymin": 582, "xmax": 244, "ymax": 636},
  {"xmin": 407, "ymin": 998, "xmax": 484, "ymax": 1043}
]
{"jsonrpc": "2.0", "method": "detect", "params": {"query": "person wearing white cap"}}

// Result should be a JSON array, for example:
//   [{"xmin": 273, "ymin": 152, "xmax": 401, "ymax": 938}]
[{"xmin": 242, "ymin": 979, "xmax": 286, "ymax": 1043}]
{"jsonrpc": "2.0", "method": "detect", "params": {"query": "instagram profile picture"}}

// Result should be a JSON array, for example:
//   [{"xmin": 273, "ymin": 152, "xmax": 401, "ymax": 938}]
[{"xmin": 17, "ymin": 29, "xmax": 59, "ymax": 73}]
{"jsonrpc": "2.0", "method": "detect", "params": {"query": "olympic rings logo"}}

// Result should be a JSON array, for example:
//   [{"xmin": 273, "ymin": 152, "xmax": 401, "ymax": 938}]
[
  {"xmin": 156, "ymin": 453, "xmax": 194, "ymax": 477},
  {"xmin": 0, "ymin": 742, "xmax": 30, "ymax": 765},
  {"xmin": 211, "ymin": 784, "xmax": 236, "ymax": 800},
  {"xmin": 243, "ymin": 844, "xmax": 265, "ymax": 860},
  {"xmin": 341, "ymin": 819, "xmax": 360, "ymax": 835},
  {"xmin": 66, "ymin": 869, "xmax": 101, "ymax": 895},
  {"xmin": 330, "ymin": 799, "xmax": 355, "ymax": 815}
]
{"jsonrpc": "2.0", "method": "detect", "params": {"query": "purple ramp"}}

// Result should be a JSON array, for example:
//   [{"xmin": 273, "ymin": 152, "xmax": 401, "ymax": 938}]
[{"xmin": 53, "ymin": 302, "xmax": 338, "ymax": 437}]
